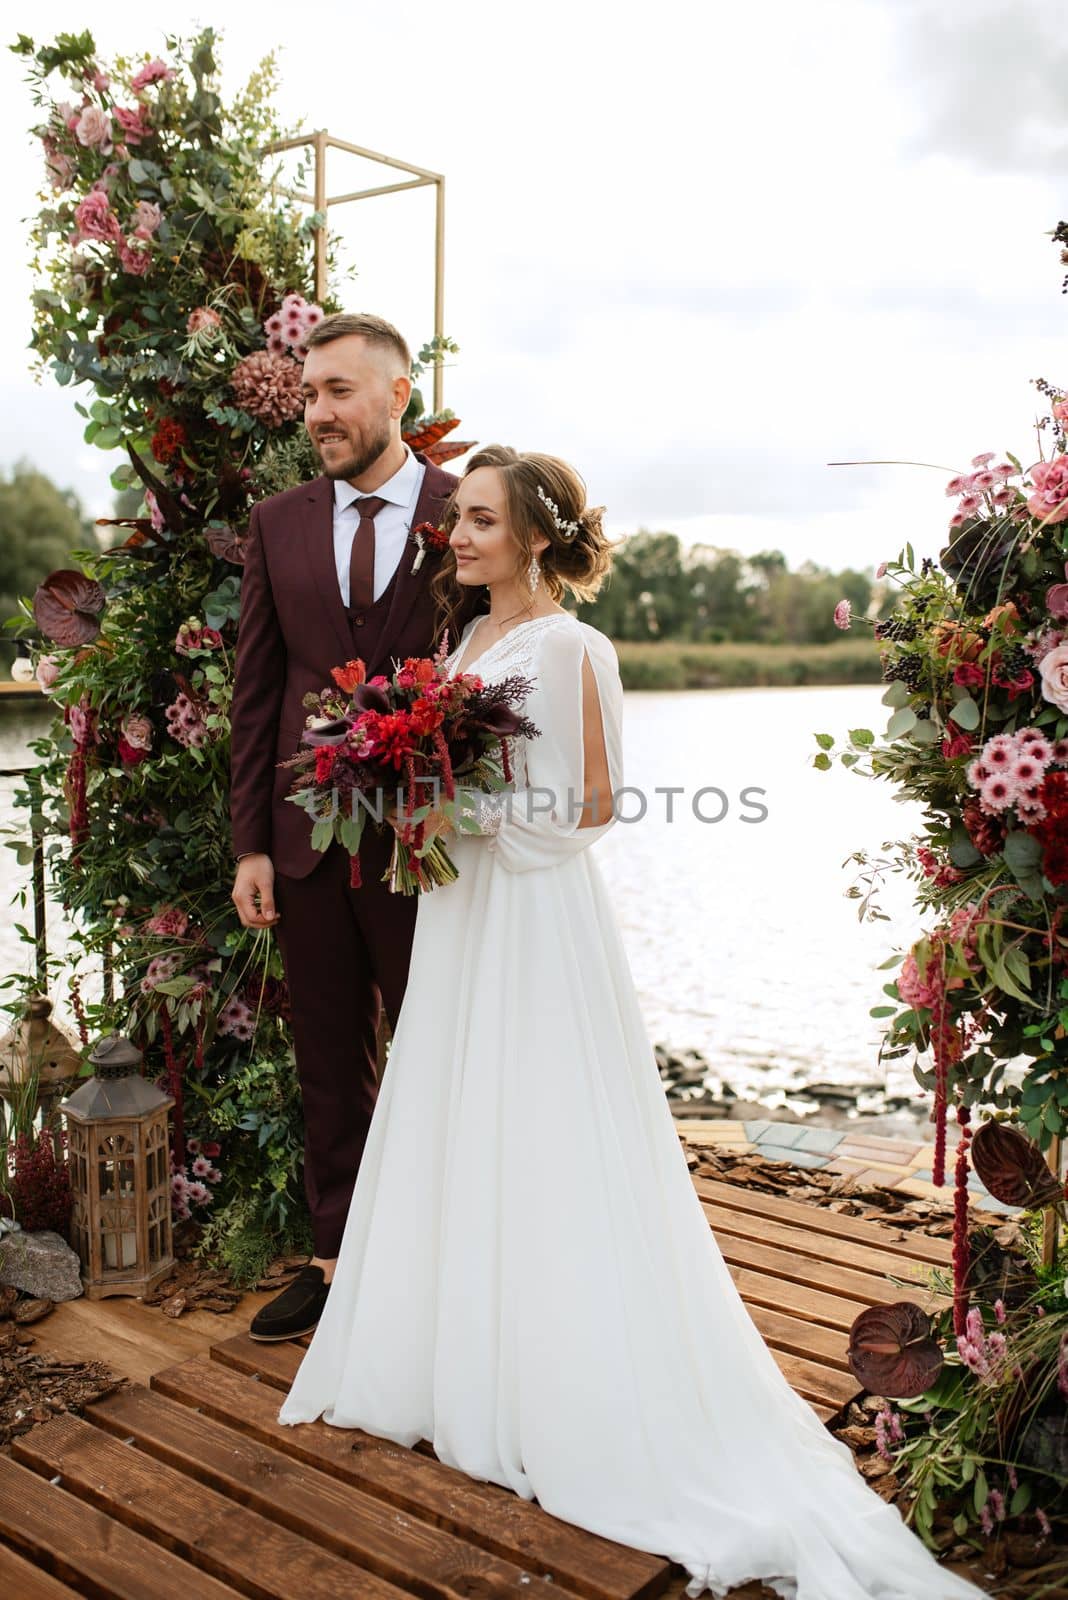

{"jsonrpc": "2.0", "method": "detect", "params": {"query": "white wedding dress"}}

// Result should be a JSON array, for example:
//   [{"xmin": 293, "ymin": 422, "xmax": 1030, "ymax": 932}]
[{"xmin": 277, "ymin": 613, "xmax": 987, "ymax": 1600}]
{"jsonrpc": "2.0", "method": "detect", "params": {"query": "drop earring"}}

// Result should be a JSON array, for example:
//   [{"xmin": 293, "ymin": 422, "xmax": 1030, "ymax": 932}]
[{"xmin": 527, "ymin": 554, "xmax": 541, "ymax": 595}]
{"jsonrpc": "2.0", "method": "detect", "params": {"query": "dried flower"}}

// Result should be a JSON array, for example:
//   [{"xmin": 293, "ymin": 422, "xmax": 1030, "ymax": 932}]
[{"xmin": 230, "ymin": 350, "xmax": 304, "ymax": 428}]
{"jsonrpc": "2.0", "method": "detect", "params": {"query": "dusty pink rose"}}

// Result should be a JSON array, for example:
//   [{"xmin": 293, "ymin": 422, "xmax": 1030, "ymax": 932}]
[
  {"xmin": 186, "ymin": 306, "xmax": 221, "ymax": 335},
  {"xmin": 92, "ymin": 71, "xmax": 110, "ymax": 91},
  {"xmin": 74, "ymin": 103, "xmax": 112, "ymax": 152},
  {"xmin": 113, "ymin": 104, "xmax": 151, "ymax": 145},
  {"xmin": 1027, "ymin": 456, "xmax": 1068, "ymax": 525},
  {"xmin": 35, "ymin": 654, "xmax": 60, "ymax": 691},
  {"xmin": 898, "ymin": 951, "xmax": 938, "ymax": 1010},
  {"xmin": 74, "ymin": 189, "xmax": 121, "ymax": 244},
  {"xmin": 1045, "ymin": 562, "xmax": 1068, "ymax": 620},
  {"xmin": 42, "ymin": 135, "xmax": 75, "ymax": 191},
  {"xmin": 145, "ymin": 905, "xmax": 189, "ymax": 938},
  {"xmin": 833, "ymin": 598, "xmax": 852, "ymax": 630},
  {"xmin": 131, "ymin": 200, "xmax": 162, "ymax": 237},
  {"xmin": 121, "ymin": 712, "xmax": 154, "ymax": 751},
  {"xmin": 118, "ymin": 238, "xmax": 151, "ymax": 277},
  {"xmin": 1039, "ymin": 643, "xmax": 1068, "ymax": 713},
  {"xmin": 131, "ymin": 58, "xmax": 175, "ymax": 93}
]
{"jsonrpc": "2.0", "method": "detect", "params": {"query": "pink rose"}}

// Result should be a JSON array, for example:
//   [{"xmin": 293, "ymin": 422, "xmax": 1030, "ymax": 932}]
[
  {"xmin": 1039, "ymin": 643, "xmax": 1068, "ymax": 713},
  {"xmin": 74, "ymin": 189, "xmax": 121, "ymax": 244},
  {"xmin": 1046, "ymin": 562, "xmax": 1068, "ymax": 620},
  {"xmin": 118, "ymin": 238, "xmax": 152, "ymax": 277},
  {"xmin": 1053, "ymin": 399, "xmax": 1068, "ymax": 427},
  {"xmin": 145, "ymin": 905, "xmax": 189, "ymax": 938},
  {"xmin": 113, "ymin": 104, "xmax": 150, "ymax": 145},
  {"xmin": 131, "ymin": 200, "xmax": 162, "ymax": 237},
  {"xmin": 92, "ymin": 72, "xmax": 110, "ymax": 91},
  {"xmin": 41, "ymin": 136, "xmax": 75, "ymax": 191},
  {"xmin": 74, "ymin": 103, "xmax": 112, "ymax": 152},
  {"xmin": 35, "ymin": 654, "xmax": 60, "ymax": 691},
  {"xmin": 121, "ymin": 712, "xmax": 154, "ymax": 751},
  {"xmin": 1027, "ymin": 457, "xmax": 1068, "ymax": 526},
  {"xmin": 898, "ymin": 951, "xmax": 938, "ymax": 1010},
  {"xmin": 130, "ymin": 58, "xmax": 175, "ymax": 93}
]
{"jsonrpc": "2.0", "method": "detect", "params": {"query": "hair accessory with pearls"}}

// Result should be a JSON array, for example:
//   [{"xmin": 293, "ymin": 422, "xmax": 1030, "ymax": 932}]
[{"xmin": 536, "ymin": 482, "xmax": 580, "ymax": 540}]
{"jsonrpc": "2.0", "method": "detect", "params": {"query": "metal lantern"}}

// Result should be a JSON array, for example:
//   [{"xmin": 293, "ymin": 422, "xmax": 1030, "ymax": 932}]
[
  {"xmin": 0, "ymin": 992, "xmax": 83, "ymax": 1159},
  {"xmin": 59, "ymin": 1032, "xmax": 175, "ymax": 1299}
]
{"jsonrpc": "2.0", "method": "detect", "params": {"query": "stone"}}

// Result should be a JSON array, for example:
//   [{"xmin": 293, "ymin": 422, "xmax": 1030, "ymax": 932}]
[{"xmin": 0, "ymin": 1229, "xmax": 83, "ymax": 1302}]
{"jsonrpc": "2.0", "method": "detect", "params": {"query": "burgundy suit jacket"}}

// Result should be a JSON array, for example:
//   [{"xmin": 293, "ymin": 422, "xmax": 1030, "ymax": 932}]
[{"xmin": 229, "ymin": 454, "xmax": 482, "ymax": 878}]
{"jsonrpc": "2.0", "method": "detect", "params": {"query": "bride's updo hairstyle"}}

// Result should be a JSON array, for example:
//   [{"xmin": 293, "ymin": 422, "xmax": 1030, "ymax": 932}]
[{"xmin": 432, "ymin": 444, "xmax": 615, "ymax": 640}]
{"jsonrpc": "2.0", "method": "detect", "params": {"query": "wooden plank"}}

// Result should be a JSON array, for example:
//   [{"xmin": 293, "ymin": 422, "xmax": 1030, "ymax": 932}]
[
  {"xmin": 699, "ymin": 1197, "xmax": 946, "ymax": 1287},
  {"xmin": 744, "ymin": 1302, "xmax": 851, "ymax": 1371},
  {"xmin": 13, "ymin": 1413, "xmax": 415, "ymax": 1600},
  {"xmin": 708, "ymin": 1227, "xmax": 948, "ymax": 1312},
  {"xmin": 87, "ymin": 1382, "xmax": 601, "ymax": 1600},
  {"xmin": 153, "ymin": 1354, "xmax": 675, "ymax": 1600},
  {"xmin": 692, "ymin": 1176, "xmax": 955, "ymax": 1265},
  {"xmin": 0, "ymin": 1540, "xmax": 85, "ymax": 1599},
  {"xmin": 0, "ymin": 1453, "xmax": 243, "ymax": 1600},
  {"xmin": 726, "ymin": 1262, "xmax": 870, "ymax": 1332}
]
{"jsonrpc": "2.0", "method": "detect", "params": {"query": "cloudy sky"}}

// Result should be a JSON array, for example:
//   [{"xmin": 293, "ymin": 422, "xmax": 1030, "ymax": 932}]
[{"xmin": 0, "ymin": 0, "xmax": 1064, "ymax": 572}]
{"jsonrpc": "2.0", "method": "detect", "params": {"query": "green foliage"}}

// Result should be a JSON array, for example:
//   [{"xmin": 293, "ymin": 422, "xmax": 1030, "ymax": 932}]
[{"xmin": 575, "ymin": 532, "xmax": 878, "ymax": 646}]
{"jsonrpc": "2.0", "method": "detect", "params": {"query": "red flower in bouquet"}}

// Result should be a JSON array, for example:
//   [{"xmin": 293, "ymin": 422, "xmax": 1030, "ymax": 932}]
[
  {"xmin": 331, "ymin": 659, "xmax": 366, "ymax": 693},
  {"xmin": 281, "ymin": 642, "xmax": 539, "ymax": 894}
]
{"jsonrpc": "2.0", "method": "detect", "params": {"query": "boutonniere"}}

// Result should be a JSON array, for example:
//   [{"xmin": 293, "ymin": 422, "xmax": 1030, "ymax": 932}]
[{"xmin": 410, "ymin": 521, "xmax": 450, "ymax": 572}]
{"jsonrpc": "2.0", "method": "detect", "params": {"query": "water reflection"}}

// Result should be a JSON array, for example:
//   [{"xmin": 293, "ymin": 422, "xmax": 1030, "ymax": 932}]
[{"xmin": 0, "ymin": 686, "xmax": 930, "ymax": 1100}]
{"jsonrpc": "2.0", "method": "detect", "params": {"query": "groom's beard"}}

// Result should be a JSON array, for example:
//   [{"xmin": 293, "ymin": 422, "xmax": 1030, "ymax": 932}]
[{"xmin": 313, "ymin": 418, "xmax": 392, "ymax": 482}]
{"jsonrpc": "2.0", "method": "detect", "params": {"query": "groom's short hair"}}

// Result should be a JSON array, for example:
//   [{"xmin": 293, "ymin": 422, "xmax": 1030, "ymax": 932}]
[{"xmin": 304, "ymin": 312, "xmax": 411, "ymax": 375}]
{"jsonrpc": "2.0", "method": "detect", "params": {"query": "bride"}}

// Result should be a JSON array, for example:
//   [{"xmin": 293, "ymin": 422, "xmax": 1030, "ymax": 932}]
[{"xmin": 276, "ymin": 445, "xmax": 987, "ymax": 1600}]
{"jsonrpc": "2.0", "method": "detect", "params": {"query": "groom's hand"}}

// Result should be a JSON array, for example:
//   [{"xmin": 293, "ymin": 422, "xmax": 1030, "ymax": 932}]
[{"xmin": 232, "ymin": 854, "xmax": 281, "ymax": 928}]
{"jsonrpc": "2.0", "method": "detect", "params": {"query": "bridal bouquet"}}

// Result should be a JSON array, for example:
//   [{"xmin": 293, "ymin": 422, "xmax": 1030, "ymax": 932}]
[{"xmin": 280, "ymin": 635, "xmax": 539, "ymax": 893}]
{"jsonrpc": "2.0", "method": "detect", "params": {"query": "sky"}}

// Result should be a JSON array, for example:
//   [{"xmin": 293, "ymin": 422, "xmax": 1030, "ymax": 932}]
[{"xmin": 0, "ymin": 0, "xmax": 1064, "ymax": 574}]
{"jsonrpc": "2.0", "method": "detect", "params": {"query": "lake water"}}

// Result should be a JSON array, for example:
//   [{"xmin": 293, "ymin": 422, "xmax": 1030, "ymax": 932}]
[{"xmin": 0, "ymin": 685, "xmax": 931, "ymax": 1106}]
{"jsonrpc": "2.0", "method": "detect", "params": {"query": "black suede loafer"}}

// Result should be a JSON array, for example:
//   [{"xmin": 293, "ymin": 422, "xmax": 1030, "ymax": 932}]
[{"xmin": 249, "ymin": 1263, "xmax": 331, "ymax": 1342}]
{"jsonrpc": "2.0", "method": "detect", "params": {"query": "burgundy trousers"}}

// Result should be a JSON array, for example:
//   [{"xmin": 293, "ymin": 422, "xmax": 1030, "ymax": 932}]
[{"xmin": 272, "ymin": 827, "xmax": 418, "ymax": 1257}]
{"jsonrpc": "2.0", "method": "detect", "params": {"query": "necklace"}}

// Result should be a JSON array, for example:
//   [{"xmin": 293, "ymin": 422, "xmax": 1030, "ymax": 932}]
[{"xmin": 490, "ymin": 601, "xmax": 536, "ymax": 630}]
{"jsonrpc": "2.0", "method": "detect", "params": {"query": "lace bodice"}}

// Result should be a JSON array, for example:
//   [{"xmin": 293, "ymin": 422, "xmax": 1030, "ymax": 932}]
[
  {"xmin": 446, "ymin": 613, "xmax": 574, "ymax": 685},
  {"xmin": 446, "ymin": 615, "xmax": 575, "ymax": 790}
]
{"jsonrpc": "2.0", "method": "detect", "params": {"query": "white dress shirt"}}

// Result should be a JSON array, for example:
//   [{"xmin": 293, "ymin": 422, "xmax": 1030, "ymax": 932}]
[{"xmin": 332, "ymin": 445, "xmax": 426, "ymax": 607}]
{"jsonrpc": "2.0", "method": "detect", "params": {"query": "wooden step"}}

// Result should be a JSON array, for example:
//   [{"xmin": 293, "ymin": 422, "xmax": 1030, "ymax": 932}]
[
  {"xmin": 0, "ymin": 1453, "xmax": 244, "ymax": 1599},
  {"xmin": 0, "ymin": 1539, "xmax": 86, "ymax": 1599},
  {"xmin": 84, "ymin": 1380, "xmax": 603, "ymax": 1600},
  {"xmin": 692, "ymin": 1176, "xmax": 955, "ymax": 1265},
  {"xmin": 153, "ymin": 1353, "xmax": 675, "ymax": 1598}
]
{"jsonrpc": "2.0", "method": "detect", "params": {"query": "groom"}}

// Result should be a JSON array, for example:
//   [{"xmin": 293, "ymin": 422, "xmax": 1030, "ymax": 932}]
[{"xmin": 229, "ymin": 311, "xmax": 483, "ymax": 1341}]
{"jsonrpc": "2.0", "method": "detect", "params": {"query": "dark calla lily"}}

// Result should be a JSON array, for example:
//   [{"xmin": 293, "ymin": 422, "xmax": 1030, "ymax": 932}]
[
  {"xmin": 474, "ymin": 704, "xmax": 523, "ymax": 737},
  {"xmin": 351, "ymin": 682, "xmax": 391, "ymax": 715},
  {"xmin": 299, "ymin": 718, "xmax": 355, "ymax": 748},
  {"xmin": 971, "ymin": 1119, "xmax": 1063, "ymax": 1210},
  {"xmin": 847, "ymin": 1301, "xmax": 944, "ymax": 1399}
]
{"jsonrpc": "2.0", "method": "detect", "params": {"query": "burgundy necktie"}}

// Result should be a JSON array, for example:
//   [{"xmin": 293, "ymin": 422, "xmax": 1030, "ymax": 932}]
[{"xmin": 348, "ymin": 494, "xmax": 388, "ymax": 612}]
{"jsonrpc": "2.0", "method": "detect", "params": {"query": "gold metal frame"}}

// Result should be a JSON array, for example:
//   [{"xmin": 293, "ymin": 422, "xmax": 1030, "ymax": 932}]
[{"xmin": 263, "ymin": 131, "xmax": 446, "ymax": 413}]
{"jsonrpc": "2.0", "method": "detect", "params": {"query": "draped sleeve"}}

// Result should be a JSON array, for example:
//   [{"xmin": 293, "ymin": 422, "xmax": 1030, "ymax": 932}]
[{"xmin": 469, "ymin": 619, "xmax": 624, "ymax": 873}]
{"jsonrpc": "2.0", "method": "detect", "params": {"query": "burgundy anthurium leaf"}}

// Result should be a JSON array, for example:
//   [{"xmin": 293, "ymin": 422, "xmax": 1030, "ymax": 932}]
[
  {"xmin": 204, "ymin": 524, "xmax": 249, "ymax": 564},
  {"xmin": 33, "ymin": 570, "xmax": 107, "ymax": 646},
  {"xmin": 971, "ymin": 1119, "xmax": 1063, "ymax": 1210},
  {"xmin": 125, "ymin": 442, "xmax": 188, "ymax": 533},
  {"xmin": 847, "ymin": 1301, "xmax": 943, "ymax": 1399}
]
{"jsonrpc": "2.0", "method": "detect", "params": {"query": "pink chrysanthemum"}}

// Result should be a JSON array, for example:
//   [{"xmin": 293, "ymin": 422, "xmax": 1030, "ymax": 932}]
[
  {"xmin": 979, "ymin": 773, "xmax": 1018, "ymax": 812},
  {"xmin": 833, "ymin": 598, "xmax": 851, "ymax": 630},
  {"xmin": 981, "ymin": 734, "xmax": 1015, "ymax": 768},
  {"xmin": 971, "ymin": 452, "xmax": 996, "ymax": 467}
]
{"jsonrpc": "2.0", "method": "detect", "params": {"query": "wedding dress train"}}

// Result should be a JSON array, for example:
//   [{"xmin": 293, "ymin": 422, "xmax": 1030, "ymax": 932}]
[{"xmin": 277, "ymin": 612, "xmax": 987, "ymax": 1600}]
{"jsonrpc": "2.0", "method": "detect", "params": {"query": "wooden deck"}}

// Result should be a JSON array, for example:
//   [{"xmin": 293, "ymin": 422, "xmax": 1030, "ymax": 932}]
[{"xmin": 0, "ymin": 1176, "xmax": 958, "ymax": 1598}]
